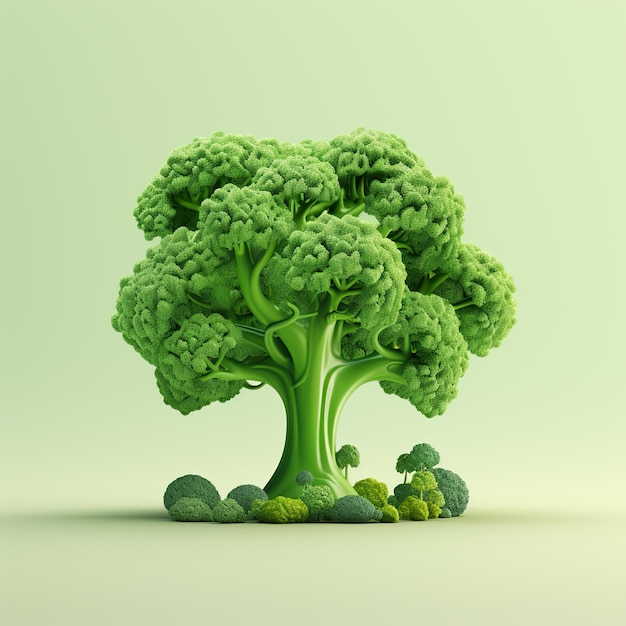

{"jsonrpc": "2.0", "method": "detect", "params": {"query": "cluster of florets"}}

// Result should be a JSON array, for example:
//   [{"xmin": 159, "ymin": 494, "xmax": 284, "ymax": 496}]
[
  {"xmin": 164, "ymin": 442, "xmax": 467, "ymax": 524},
  {"xmin": 113, "ymin": 127, "xmax": 516, "ymax": 421}
]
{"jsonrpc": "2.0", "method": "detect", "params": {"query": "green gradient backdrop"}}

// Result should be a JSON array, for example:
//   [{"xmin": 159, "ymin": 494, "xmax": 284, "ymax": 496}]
[{"xmin": 1, "ymin": 1, "xmax": 625, "ymax": 622}]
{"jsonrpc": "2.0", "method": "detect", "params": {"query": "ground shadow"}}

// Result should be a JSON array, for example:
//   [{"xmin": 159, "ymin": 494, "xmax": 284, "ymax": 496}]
[{"xmin": 1, "ymin": 509, "xmax": 171, "ymax": 525}]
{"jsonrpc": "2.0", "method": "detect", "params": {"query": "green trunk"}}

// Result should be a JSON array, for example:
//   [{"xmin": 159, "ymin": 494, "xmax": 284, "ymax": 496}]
[
  {"xmin": 263, "ymin": 378, "xmax": 356, "ymax": 499},
  {"xmin": 263, "ymin": 306, "xmax": 357, "ymax": 500}
]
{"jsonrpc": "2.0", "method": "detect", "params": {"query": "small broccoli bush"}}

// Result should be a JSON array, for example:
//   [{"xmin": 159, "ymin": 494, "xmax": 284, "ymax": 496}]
[
  {"xmin": 398, "ymin": 496, "xmax": 429, "ymax": 521},
  {"xmin": 331, "ymin": 495, "xmax": 383, "ymax": 523},
  {"xmin": 295, "ymin": 471, "xmax": 314, "ymax": 487},
  {"xmin": 380, "ymin": 504, "xmax": 400, "ymax": 523},
  {"xmin": 392, "ymin": 443, "xmax": 469, "ymax": 518},
  {"xmin": 248, "ymin": 498, "xmax": 269, "ymax": 521},
  {"xmin": 227, "ymin": 484, "xmax": 268, "ymax": 513},
  {"xmin": 431, "ymin": 468, "xmax": 469, "ymax": 517},
  {"xmin": 300, "ymin": 485, "xmax": 335, "ymax": 522},
  {"xmin": 212, "ymin": 498, "xmax": 246, "ymax": 523},
  {"xmin": 353, "ymin": 478, "xmax": 388, "ymax": 509},
  {"xmin": 163, "ymin": 474, "xmax": 220, "ymax": 510},
  {"xmin": 258, "ymin": 497, "xmax": 309, "ymax": 524},
  {"xmin": 169, "ymin": 497, "xmax": 214, "ymax": 522},
  {"xmin": 163, "ymin": 443, "xmax": 468, "ymax": 524}
]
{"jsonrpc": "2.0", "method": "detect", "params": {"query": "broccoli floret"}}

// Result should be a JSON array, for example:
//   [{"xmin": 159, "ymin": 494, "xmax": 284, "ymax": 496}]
[
  {"xmin": 299, "ymin": 485, "xmax": 335, "ymax": 522},
  {"xmin": 331, "ymin": 495, "xmax": 383, "ymax": 523},
  {"xmin": 381, "ymin": 504, "xmax": 400, "ymax": 523},
  {"xmin": 395, "ymin": 444, "xmax": 440, "ymax": 483},
  {"xmin": 134, "ymin": 132, "xmax": 283, "ymax": 239},
  {"xmin": 395, "ymin": 453, "xmax": 416, "ymax": 484},
  {"xmin": 212, "ymin": 498, "xmax": 246, "ymax": 523},
  {"xmin": 251, "ymin": 154, "xmax": 341, "ymax": 227},
  {"xmin": 393, "ymin": 483, "xmax": 418, "ymax": 506},
  {"xmin": 398, "ymin": 496, "xmax": 430, "ymax": 521},
  {"xmin": 168, "ymin": 497, "xmax": 214, "ymax": 522},
  {"xmin": 394, "ymin": 470, "xmax": 443, "ymax": 519},
  {"xmin": 316, "ymin": 128, "xmax": 421, "ymax": 207},
  {"xmin": 247, "ymin": 498, "xmax": 269, "ymax": 521},
  {"xmin": 163, "ymin": 474, "xmax": 220, "ymax": 511},
  {"xmin": 431, "ymin": 468, "xmax": 469, "ymax": 517},
  {"xmin": 353, "ymin": 478, "xmax": 389, "ymax": 509},
  {"xmin": 295, "ymin": 471, "xmax": 314, "ymax": 487},
  {"xmin": 257, "ymin": 497, "xmax": 309, "ymax": 524},
  {"xmin": 114, "ymin": 128, "xmax": 516, "ymax": 503},
  {"xmin": 226, "ymin": 484, "xmax": 268, "ymax": 513},
  {"xmin": 425, "ymin": 489, "xmax": 446, "ymax": 519},
  {"xmin": 410, "ymin": 470, "xmax": 438, "ymax": 497},
  {"xmin": 367, "ymin": 166, "xmax": 465, "ymax": 277},
  {"xmin": 434, "ymin": 244, "xmax": 516, "ymax": 356},
  {"xmin": 409, "ymin": 443, "xmax": 441, "ymax": 471},
  {"xmin": 198, "ymin": 184, "xmax": 293, "ymax": 258},
  {"xmin": 379, "ymin": 292, "xmax": 469, "ymax": 417},
  {"xmin": 265, "ymin": 214, "xmax": 405, "ymax": 329},
  {"xmin": 387, "ymin": 494, "xmax": 399, "ymax": 508},
  {"xmin": 335, "ymin": 445, "xmax": 361, "ymax": 481}
]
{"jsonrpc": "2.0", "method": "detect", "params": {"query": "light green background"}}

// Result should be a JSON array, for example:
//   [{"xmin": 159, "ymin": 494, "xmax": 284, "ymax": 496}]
[{"xmin": 1, "ymin": 1, "xmax": 625, "ymax": 623}]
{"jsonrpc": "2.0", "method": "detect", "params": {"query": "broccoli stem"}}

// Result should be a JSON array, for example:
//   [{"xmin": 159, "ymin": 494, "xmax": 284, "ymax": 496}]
[
  {"xmin": 264, "ymin": 300, "xmax": 354, "ymax": 499},
  {"xmin": 417, "ymin": 272, "xmax": 451, "ymax": 295},
  {"xmin": 453, "ymin": 298, "xmax": 476, "ymax": 310},
  {"xmin": 234, "ymin": 241, "xmax": 308, "ymax": 374},
  {"xmin": 265, "ymin": 301, "xmax": 408, "ymax": 499}
]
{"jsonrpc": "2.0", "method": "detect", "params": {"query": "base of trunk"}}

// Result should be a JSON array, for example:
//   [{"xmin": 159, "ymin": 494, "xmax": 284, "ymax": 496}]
[{"xmin": 264, "ymin": 462, "xmax": 357, "ymax": 500}]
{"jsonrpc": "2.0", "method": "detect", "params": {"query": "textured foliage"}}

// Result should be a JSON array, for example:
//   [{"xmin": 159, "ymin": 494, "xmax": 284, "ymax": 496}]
[
  {"xmin": 168, "ymin": 497, "xmax": 214, "ymax": 522},
  {"xmin": 212, "ymin": 498, "xmax": 246, "ymax": 523},
  {"xmin": 398, "ymin": 495, "xmax": 430, "ymax": 521},
  {"xmin": 163, "ymin": 474, "xmax": 220, "ymax": 510},
  {"xmin": 431, "ymin": 467, "xmax": 470, "ymax": 517},
  {"xmin": 300, "ymin": 485, "xmax": 335, "ymax": 521},
  {"xmin": 331, "ymin": 495, "xmax": 383, "ymax": 523},
  {"xmin": 258, "ymin": 497, "xmax": 309, "ymax": 523},
  {"xmin": 353, "ymin": 478, "xmax": 389, "ymax": 509},
  {"xmin": 226, "ymin": 484, "xmax": 268, "ymax": 513}
]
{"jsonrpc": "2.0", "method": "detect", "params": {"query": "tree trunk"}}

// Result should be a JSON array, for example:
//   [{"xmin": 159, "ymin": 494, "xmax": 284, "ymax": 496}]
[{"xmin": 263, "ymin": 366, "xmax": 357, "ymax": 499}]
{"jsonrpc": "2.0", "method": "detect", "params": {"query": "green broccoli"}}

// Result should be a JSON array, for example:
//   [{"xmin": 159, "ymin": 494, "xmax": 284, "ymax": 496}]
[
  {"xmin": 257, "ymin": 497, "xmax": 309, "ymax": 523},
  {"xmin": 395, "ymin": 453, "xmax": 417, "ymax": 484},
  {"xmin": 331, "ymin": 495, "xmax": 383, "ymax": 523},
  {"xmin": 295, "ymin": 471, "xmax": 315, "ymax": 487},
  {"xmin": 410, "ymin": 470, "xmax": 438, "ymax": 499},
  {"xmin": 113, "ymin": 128, "xmax": 516, "ymax": 501},
  {"xmin": 247, "ymin": 498, "xmax": 268, "ymax": 521},
  {"xmin": 424, "ymin": 489, "xmax": 446, "ymax": 519},
  {"xmin": 380, "ymin": 504, "xmax": 400, "ymax": 523},
  {"xmin": 335, "ymin": 444, "xmax": 360, "ymax": 481},
  {"xmin": 393, "ymin": 470, "xmax": 444, "ymax": 519},
  {"xmin": 393, "ymin": 483, "xmax": 418, "ymax": 506},
  {"xmin": 163, "ymin": 474, "xmax": 220, "ymax": 511},
  {"xmin": 212, "ymin": 498, "xmax": 246, "ymax": 523},
  {"xmin": 353, "ymin": 477, "xmax": 389, "ymax": 509},
  {"xmin": 398, "ymin": 496, "xmax": 429, "ymax": 521},
  {"xmin": 299, "ymin": 485, "xmax": 335, "ymax": 521},
  {"xmin": 226, "ymin": 484, "xmax": 268, "ymax": 513},
  {"xmin": 431, "ymin": 467, "xmax": 469, "ymax": 517},
  {"xmin": 387, "ymin": 494, "xmax": 399, "ymax": 508},
  {"xmin": 168, "ymin": 497, "xmax": 214, "ymax": 522},
  {"xmin": 408, "ymin": 443, "xmax": 440, "ymax": 471}
]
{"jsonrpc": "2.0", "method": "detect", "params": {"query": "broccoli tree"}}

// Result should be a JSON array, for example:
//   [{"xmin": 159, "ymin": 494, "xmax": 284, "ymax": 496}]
[
  {"xmin": 113, "ymin": 128, "xmax": 516, "ymax": 500},
  {"xmin": 335, "ymin": 444, "xmax": 360, "ymax": 480}
]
